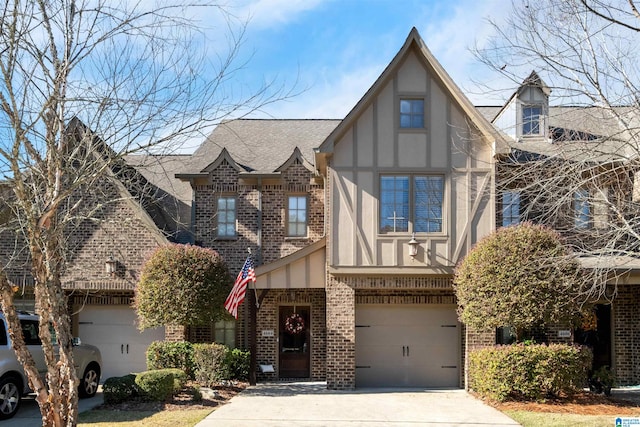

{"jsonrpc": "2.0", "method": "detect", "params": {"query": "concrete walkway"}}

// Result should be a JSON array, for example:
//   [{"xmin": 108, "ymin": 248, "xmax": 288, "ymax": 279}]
[{"xmin": 197, "ymin": 382, "xmax": 520, "ymax": 427}]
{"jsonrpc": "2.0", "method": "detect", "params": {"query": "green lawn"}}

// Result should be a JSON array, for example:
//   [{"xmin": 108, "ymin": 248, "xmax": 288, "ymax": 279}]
[
  {"xmin": 505, "ymin": 410, "xmax": 631, "ymax": 427},
  {"xmin": 78, "ymin": 408, "xmax": 213, "ymax": 427}
]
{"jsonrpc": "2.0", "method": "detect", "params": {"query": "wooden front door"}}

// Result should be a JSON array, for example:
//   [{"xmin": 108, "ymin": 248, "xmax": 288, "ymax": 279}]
[{"xmin": 279, "ymin": 306, "xmax": 310, "ymax": 378}]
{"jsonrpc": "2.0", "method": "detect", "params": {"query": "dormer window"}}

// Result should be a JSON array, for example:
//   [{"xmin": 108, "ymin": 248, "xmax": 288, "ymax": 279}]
[{"xmin": 522, "ymin": 105, "xmax": 543, "ymax": 135}]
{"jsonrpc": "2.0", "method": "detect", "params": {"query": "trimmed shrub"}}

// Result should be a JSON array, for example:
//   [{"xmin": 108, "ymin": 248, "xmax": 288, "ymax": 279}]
[
  {"xmin": 146, "ymin": 340, "xmax": 195, "ymax": 378},
  {"xmin": 454, "ymin": 223, "xmax": 584, "ymax": 337},
  {"xmin": 193, "ymin": 343, "xmax": 229, "ymax": 386},
  {"xmin": 103, "ymin": 374, "xmax": 139, "ymax": 404},
  {"xmin": 135, "ymin": 244, "xmax": 232, "ymax": 329},
  {"xmin": 135, "ymin": 369, "xmax": 179, "ymax": 402},
  {"xmin": 164, "ymin": 368, "xmax": 188, "ymax": 391},
  {"xmin": 226, "ymin": 348, "xmax": 250, "ymax": 381},
  {"xmin": 469, "ymin": 344, "xmax": 593, "ymax": 402}
]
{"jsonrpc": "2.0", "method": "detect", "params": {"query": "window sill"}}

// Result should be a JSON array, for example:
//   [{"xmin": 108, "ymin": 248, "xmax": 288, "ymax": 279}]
[
  {"xmin": 284, "ymin": 236, "xmax": 310, "ymax": 241},
  {"xmin": 398, "ymin": 127, "xmax": 427, "ymax": 133}
]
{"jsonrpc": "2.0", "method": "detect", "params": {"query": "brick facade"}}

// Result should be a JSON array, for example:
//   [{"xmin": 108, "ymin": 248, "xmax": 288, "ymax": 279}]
[
  {"xmin": 326, "ymin": 274, "xmax": 355, "ymax": 389},
  {"xmin": 613, "ymin": 284, "xmax": 640, "ymax": 385},
  {"xmin": 193, "ymin": 157, "xmax": 326, "ymax": 360}
]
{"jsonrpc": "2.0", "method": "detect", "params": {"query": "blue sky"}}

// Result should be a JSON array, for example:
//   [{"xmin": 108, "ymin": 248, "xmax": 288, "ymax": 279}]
[{"xmin": 210, "ymin": 0, "xmax": 514, "ymax": 119}]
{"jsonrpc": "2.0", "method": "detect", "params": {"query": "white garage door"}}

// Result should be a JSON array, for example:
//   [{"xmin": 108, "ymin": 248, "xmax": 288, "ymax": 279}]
[
  {"xmin": 78, "ymin": 306, "xmax": 165, "ymax": 381},
  {"xmin": 355, "ymin": 304, "xmax": 460, "ymax": 388}
]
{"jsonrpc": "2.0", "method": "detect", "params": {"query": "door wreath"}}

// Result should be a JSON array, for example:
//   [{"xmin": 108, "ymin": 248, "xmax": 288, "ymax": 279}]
[{"xmin": 284, "ymin": 313, "xmax": 305, "ymax": 335}]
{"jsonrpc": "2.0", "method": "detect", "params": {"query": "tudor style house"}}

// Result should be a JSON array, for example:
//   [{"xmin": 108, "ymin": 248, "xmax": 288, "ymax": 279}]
[
  {"xmin": 4, "ymin": 27, "xmax": 640, "ymax": 389},
  {"xmin": 175, "ymin": 28, "xmax": 640, "ymax": 389},
  {"xmin": 176, "ymin": 27, "xmax": 502, "ymax": 389}
]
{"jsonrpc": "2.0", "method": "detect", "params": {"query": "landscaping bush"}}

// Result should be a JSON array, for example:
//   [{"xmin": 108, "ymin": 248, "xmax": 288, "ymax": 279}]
[
  {"xmin": 193, "ymin": 342, "xmax": 230, "ymax": 386},
  {"xmin": 103, "ymin": 374, "xmax": 139, "ymax": 404},
  {"xmin": 135, "ymin": 244, "xmax": 232, "ymax": 329},
  {"xmin": 135, "ymin": 369, "xmax": 180, "ymax": 402},
  {"xmin": 469, "ymin": 343, "xmax": 592, "ymax": 402},
  {"xmin": 226, "ymin": 348, "xmax": 250, "ymax": 381},
  {"xmin": 146, "ymin": 340, "xmax": 195, "ymax": 378},
  {"xmin": 164, "ymin": 368, "xmax": 189, "ymax": 390}
]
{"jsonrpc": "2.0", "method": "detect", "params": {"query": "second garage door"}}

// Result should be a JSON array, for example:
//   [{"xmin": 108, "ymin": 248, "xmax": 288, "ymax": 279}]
[
  {"xmin": 355, "ymin": 304, "xmax": 460, "ymax": 388},
  {"xmin": 78, "ymin": 305, "xmax": 165, "ymax": 380}
]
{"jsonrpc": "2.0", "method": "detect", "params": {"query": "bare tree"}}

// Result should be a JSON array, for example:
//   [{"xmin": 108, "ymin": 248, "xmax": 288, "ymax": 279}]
[
  {"xmin": 474, "ymin": 0, "xmax": 640, "ymax": 302},
  {"xmin": 0, "ymin": 1, "xmax": 292, "ymax": 425}
]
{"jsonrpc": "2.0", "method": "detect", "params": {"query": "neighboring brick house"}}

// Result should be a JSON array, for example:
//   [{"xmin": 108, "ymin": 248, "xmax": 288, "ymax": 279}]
[
  {"xmin": 177, "ymin": 27, "xmax": 640, "ymax": 390},
  {"xmin": 0, "ymin": 133, "xmax": 194, "ymax": 380}
]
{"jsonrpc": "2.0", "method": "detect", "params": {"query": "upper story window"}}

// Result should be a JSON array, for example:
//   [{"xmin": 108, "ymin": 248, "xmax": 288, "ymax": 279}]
[
  {"xmin": 380, "ymin": 175, "xmax": 444, "ymax": 233},
  {"xmin": 400, "ymin": 99, "xmax": 424, "ymax": 128},
  {"xmin": 287, "ymin": 195, "xmax": 307, "ymax": 237},
  {"xmin": 574, "ymin": 189, "xmax": 590, "ymax": 229},
  {"xmin": 522, "ymin": 105, "xmax": 542, "ymax": 135},
  {"xmin": 217, "ymin": 196, "xmax": 236, "ymax": 237},
  {"xmin": 501, "ymin": 191, "xmax": 521, "ymax": 226}
]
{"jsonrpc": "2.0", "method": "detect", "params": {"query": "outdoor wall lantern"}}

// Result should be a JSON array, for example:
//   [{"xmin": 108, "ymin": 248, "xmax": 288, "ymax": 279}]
[
  {"xmin": 408, "ymin": 233, "xmax": 419, "ymax": 258},
  {"xmin": 105, "ymin": 256, "xmax": 117, "ymax": 276}
]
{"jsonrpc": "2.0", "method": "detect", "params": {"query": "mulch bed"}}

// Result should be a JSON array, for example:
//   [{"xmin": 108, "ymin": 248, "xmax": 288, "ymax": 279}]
[
  {"xmin": 98, "ymin": 382, "xmax": 248, "ymax": 412},
  {"xmin": 490, "ymin": 391, "xmax": 640, "ymax": 415}
]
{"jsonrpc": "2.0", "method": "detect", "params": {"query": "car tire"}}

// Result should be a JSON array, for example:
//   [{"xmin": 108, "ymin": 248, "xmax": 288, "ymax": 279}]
[
  {"xmin": 79, "ymin": 364, "xmax": 100, "ymax": 398},
  {"xmin": 0, "ymin": 376, "xmax": 21, "ymax": 419}
]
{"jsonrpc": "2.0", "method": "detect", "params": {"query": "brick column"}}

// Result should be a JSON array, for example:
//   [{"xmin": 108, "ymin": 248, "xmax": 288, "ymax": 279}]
[
  {"xmin": 326, "ymin": 275, "xmax": 355, "ymax": 390},
  {"xmin": 164, "ymin": 324, "xmax": 187, "ymax": 342},
  {"xmin": 614, "ymin": 285, "xmax": 640, "ymax": 385},
  {"xmin": 464, "ymin": 326, "xmax": 494, "ymax": 390}
]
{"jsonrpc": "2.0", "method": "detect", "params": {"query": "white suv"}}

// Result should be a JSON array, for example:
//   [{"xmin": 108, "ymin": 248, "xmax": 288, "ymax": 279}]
[{"xmin": 0, "ymin": 312, "xmax": 102, "ymax": 419}]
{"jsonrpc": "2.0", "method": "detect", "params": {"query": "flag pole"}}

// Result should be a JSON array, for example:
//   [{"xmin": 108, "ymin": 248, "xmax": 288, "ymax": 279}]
[{"xmin": 248, "ymin": 247, "xmax": 257, "ymax": 386}]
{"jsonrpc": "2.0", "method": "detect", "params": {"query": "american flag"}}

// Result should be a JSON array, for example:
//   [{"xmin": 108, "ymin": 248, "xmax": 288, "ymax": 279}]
[{"xmin": 224, "ymin": 256, "xmax": 256, "ymax": 319}]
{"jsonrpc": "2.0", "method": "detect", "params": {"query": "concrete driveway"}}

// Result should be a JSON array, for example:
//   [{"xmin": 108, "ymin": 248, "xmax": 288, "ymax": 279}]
[
  {"xmin": 1, "ymin": 389, "xmax": 103, "ymax": 427},
  {"xmin": 197, "ymin": 382, "xmax": 520, "ymax": 427}
]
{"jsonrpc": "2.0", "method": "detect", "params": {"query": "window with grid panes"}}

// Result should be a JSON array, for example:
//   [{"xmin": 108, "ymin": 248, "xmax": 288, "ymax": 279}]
[
  {"xmin": 380, "ymin": 175, "xmax": 443, "ymax": 233},
  {"xmin": 217, "ymin": 196, "xmax": 236, "ymax": 237},
  {"xmin": 287, "ymin": 195, "xmax": 307, "ymax": 237}
]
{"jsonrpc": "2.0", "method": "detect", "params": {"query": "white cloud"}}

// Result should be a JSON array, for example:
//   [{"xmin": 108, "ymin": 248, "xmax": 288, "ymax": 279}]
[
  {"xmin": 235, "ymin": 0, "xmax": 327, "ymax": 30},
  {"xmin": 262, "ymin": 62, "xmax": 385, "ymax": 119}
]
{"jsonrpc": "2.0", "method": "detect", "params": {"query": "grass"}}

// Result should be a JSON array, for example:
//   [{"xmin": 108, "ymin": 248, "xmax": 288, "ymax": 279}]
[
  {"xmin": 505, "ymin": 410, "xmax": 631, "ymax": 427},
  {"xmin": 78, "ymin": 408, "xmax": 213, "ymax": 427}
]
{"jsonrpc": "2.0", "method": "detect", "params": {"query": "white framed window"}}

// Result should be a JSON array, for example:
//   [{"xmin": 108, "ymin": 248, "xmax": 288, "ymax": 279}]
[
  {"xmin": 287, "ymin": 195, "xmax": 307, "ymax": 237},
  {"xmin": 380, "ymin": 175, "xmax": 443, "ymax": 233},
  {"xmin": 574, "ymin": 189, "xmax": 590, "ymax": 229},
  {"xmin": 501, "ymin": 191, "xmax": 521, "ymax": 226},
  {"xmin": 522, "ymin": 105, "xmax": 542, "ymax": 135},
  {"xmin": 400, "ymin": 99, "xmax": 425, "ymax": 128},
  {"xmin": 217, "ymin": 196, "xmax": 236, "ymax": 237}
]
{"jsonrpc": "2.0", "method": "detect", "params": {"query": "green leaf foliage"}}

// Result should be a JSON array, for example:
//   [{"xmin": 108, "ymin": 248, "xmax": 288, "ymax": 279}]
[
  {"xmin": 193, "ymin": 343, "xmax": 229, "ymax": 387},
  {"xmin": 103, "ymin": 374, "xmax": 139, "ymax": 404},
  {"xmin": 135, "ymin": 369, "xmax": 182, "ymax": 402},
  {"xmin": 146, "ymin": 340, "xmax": 195, "ymax": 378},
  {"xmin": 135, "ymin": 244, "xmax": 232, "ymax": 329},
  {"xmin": 469, "ymin": 344, "xmax": 592, "ymax": 402},
  {"xmin": 453, "ymin": 222, "xmax": 584, "ymax": 333}
]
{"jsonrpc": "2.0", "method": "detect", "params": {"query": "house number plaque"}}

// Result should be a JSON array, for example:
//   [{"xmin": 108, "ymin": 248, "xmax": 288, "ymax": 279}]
[{"xmin": 261, "ymin": 330, "xmax": 275, "ymax": 337}]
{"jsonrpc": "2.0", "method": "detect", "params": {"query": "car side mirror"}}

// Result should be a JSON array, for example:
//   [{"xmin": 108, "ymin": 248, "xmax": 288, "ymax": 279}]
[{"xmin": 72, "ymin": 337, "xmax": 82, "ymax": 346}]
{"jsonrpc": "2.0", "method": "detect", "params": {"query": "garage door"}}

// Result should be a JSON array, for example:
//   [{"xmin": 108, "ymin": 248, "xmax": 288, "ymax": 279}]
[
  {"xmin": 355, "ymin": 304, "xmax": 459, "ymax": 388},
  {"xmin": 78, "ymin": 306, "xmax": 165, "ymax": 380}
]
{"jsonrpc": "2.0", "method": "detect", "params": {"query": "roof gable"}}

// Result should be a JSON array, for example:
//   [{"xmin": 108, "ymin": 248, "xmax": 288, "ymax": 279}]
[
  {"xmin": 275, "ymin": 147, "xmax": 315, "ymax": 173},
  {"xmin": 202, "ymin": 147, "xmax": 243, "ymax": 173},
  {"xmin": 317, "ymin": 27, "xmax": 507, "ymax": 156}
]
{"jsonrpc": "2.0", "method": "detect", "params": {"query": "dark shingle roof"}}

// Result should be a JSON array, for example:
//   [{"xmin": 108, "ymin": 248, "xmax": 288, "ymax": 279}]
[
  {"xmin": 477, "ymin": 105, "xmax": 640, "ymax": 162},
  {"xmin": 185, "ymin": 119, "xmax": 341, "ymax": 174}
]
